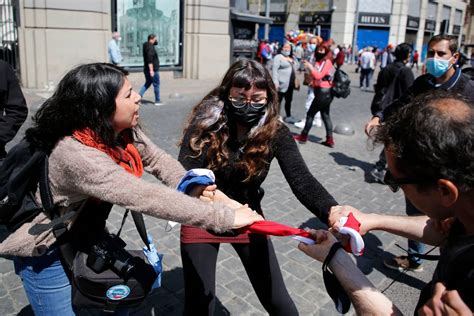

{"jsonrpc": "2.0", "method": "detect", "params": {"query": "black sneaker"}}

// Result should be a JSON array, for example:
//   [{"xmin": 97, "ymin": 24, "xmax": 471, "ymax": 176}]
[{"xmin": 383, "ymin": 255, "xmax": 423, "ymax": 272}]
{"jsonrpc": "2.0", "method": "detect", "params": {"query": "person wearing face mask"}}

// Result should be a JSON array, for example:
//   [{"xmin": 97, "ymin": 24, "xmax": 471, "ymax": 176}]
[
  {"xmin": 294, "ymin": 43, "xmax": 336, "ymax": 147},
  {"xmin": 272, "ymin": 42, "xmax": 299, "ymax": 123},
  {"xmin": 373, "ymin": 34, "xmax": 474, "ymax": 124},
  {"xmin": 178, "ymin": 59, "xmax": 338, "ymax": 316},
  {"xmin": 139, "ymin": 34, "xmax": 162, "ymax": 106},
  {"xmin": 108, "ymin": 31, "xmax": 122, "ymax": 65},
  {"xmin": 364, "ymin": 34, "xmax": 474, "ymax": 273}
]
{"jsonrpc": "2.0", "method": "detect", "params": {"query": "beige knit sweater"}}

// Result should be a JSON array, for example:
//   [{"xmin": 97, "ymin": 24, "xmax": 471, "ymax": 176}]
[{"xmin": 0, "ymin": 128, "xmax": 235, "ymax": 257}]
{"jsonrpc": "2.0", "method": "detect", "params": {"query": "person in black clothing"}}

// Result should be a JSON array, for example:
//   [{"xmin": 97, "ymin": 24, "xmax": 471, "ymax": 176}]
[
  {"xmin": 366, "ymin": 42, "xmax": 414, "ymax": 183},
  {"xmin": 299, "ymin": 92, "xmax": 474, "ymax": 315},
  {"xmin": 365, "ymin": 34, "xmax": 474, "ymax": 273},
  {"xmin": 139, "ymin": 34, "xmax": 162, "ymax": 106},
  {"xmin": 178, "ymin": 59, "xmax": 338, "ymax": 315},
  {"xmin": 365, "ymin": 44, "xmax": 425, "ymax": 273},
  {"xmin": 0, "ymin": 60, "xmax": 27, "ymax": 162}
]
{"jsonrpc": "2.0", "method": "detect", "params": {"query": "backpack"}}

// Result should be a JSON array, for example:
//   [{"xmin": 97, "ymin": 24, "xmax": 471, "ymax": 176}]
[
  {"xmin": 0, "ymin": 139, "xmax": 54, "ymax": 234},
  {"xmin": 331, "ymin": 69, "xmax": 351, "ymax": 98}
]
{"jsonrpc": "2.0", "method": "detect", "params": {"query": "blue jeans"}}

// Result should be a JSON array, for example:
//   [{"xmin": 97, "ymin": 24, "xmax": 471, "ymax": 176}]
[
  {"xmin": 139, "ymin": 70, "xmax": 160, "ymax": 102},
  {"xmin": 14, "ymin": 248, "xmax": 75, "ymax": 316},
  {"xmin": 406, "ymin": 198, "xmax": 425, "ymax": 264}
]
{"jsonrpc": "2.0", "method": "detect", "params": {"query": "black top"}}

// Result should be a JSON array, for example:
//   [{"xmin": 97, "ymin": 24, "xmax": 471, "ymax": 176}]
[
  {"xmin": 415, "ymin": 220, "xmax": 474, "ymax": 314},
  {"xmin": 142, "ymin": 42, "xmax": 159, "ymax": 71},
  {"xmin": 371, "ymin": 61, "xmax": 414, "ymax": 117},
  {"xmin": 382, "ymin": 67, "xmax": 474, "ymax": 121},
  {"xmin": 0, "ymin": 61, "xmax": 27, "ymax": 158},
  {"xmin": 178, "ymin": 122, "xmax": 338, "ymax": 224}
]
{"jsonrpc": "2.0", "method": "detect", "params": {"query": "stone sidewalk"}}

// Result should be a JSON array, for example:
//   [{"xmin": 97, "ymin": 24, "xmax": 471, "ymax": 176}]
[{"xmin": 1, "ymin": 65, "xmax": 436, "ymax": 316}]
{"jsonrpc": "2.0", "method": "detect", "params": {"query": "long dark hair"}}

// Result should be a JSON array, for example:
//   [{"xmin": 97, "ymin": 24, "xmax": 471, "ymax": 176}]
[
  {"xmin": 181, "ymin": 59, "xmax": 280, "ymax": 182},
  {"xmin": 26, "ymin": 63, "xmax": 129, "ymax": 152}
]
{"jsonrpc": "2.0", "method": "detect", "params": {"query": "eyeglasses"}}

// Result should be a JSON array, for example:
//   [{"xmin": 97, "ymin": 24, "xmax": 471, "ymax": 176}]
[
  {"xmin": 228, "ymin": 95, "xmax": 267, "ymax": 109},
  {"xmin": 384, "ymin": 170, "xmax": 433, "ymax": 193}
]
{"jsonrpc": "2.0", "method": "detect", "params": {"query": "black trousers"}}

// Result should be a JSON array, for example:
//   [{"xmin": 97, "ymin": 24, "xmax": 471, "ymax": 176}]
[
  {"xmin": 181, "ymin": 235, "xmax": 298, "ymax": 316},
  {"xmin": 302, "ymin": 88, "xmax": 333, "ymax": 137},
  {"xmin": 278, "ymin": 86, "xmax": 294, "ymax": 117}
]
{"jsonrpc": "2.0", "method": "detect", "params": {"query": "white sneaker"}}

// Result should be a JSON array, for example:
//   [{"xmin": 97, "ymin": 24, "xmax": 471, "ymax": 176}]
[
  {"xmin": 314, "ymin": 117, "xmax": 322, "ymax": 127},
  {"xmin": 294, "ymin": 120, "xmax": 305, "ymax": 129},
  {"xmin": 154, "ymin": 102, "xmax": 164, "ymax": 106}
]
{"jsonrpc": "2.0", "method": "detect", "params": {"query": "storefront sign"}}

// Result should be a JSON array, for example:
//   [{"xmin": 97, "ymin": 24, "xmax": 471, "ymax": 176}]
[
  {"xmin": 425, "ymin": 19, "xmax": 436, "ymax": 32},
  {"xmin": 406, "ymin": 16, "xmax": 420, "ymax": 30},
  {"xmin": 260, "ymin": 12, "xmax": 287, "ymax": 24},
  {"xmin": 358, "ymin": 13, "xmax": 390, "ymax": 26},
  {"xmin": 299, "ymin": 12, "xmax": 332, "ymax": 25},
  {"xmin": 452, "ymin": 25, "xmax": 461, "ymax": 35}
]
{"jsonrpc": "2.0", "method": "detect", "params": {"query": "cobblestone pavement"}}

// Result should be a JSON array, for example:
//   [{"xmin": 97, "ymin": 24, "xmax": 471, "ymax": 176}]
[{"xmin": 1, "ymin": 65, "xmax": 436, "ymax": 316}]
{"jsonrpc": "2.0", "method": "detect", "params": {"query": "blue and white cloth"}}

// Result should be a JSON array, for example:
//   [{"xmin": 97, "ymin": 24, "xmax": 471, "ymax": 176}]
[{"xmin": 167, "ymin": 169, "xmax": 216, "ymax": 229}]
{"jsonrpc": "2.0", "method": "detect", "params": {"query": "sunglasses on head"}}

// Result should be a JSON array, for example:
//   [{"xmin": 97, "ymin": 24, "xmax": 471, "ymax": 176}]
[{"xmin": 384, "ymin": 170, "xmax": 434, "ymax": 193}]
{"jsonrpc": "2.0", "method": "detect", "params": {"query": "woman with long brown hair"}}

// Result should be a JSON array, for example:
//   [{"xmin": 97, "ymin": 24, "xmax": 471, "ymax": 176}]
[{"xmin": 178, "ymin": 59, "xmax": 338, "ymax": 315}]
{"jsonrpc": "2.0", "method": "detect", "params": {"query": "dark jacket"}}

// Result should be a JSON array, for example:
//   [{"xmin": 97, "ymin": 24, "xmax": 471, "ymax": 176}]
[
  {"xmin": 142, "ymin": 42, "xmax": 160, "ymax": 71},
  {"xmin": 371, "ymin": 61, "xmax": 414, "ymax": 117},
  {"xmin": 382, "ymin": 67, "xmax": 474, "ymax": 121},
  {"xmin": 0, "ymin": 61, "xmax": 28, "ymax": 158}
]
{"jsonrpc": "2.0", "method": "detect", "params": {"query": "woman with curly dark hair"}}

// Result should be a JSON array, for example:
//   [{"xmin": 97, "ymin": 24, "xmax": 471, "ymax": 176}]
[
  {"xmin": 0, "ymin": 63, "xmax": 261, "ymax": 315},
  {"xmin": 178, "ymin": 59, "xmax": 338, "ymax": 315}
]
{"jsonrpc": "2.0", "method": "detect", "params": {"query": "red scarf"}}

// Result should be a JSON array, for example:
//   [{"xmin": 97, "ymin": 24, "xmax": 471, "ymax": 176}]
[{"xmin": 72, "ymin": 128, "xmax": 144, "ymax": 177}]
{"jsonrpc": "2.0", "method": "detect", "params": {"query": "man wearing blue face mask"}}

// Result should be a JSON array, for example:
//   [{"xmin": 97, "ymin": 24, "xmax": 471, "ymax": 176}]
[
  {"xmin": 364, "ymin": 34, "xmax": 474, "ymax": 273},
  {"xmin": 377, "ymin": 34, "xmax": 474, "ymax": 122}
]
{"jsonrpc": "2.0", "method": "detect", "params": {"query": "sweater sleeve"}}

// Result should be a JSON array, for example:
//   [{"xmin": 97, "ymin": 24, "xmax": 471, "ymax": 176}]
[
  {"xmin": 134, "ymin": 128, "xmax": 185, "ymax": 188},
  {"xmin": 272, "ymin": 55, "xmax": 281, "ymax": 86},
  {"xmin": 49, "ymin": 138, "xmax": 235, "ymax": 232},
  {"xmin": 273, "ymin": 124, "xmax": 338, "ymax": 224}
]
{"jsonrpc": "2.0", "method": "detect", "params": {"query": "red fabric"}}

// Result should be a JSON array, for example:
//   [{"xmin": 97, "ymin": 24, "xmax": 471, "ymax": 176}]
[
  {"xmin": 72, "ymin": 128, "xmax": 143, "ymax": 177},
  {"xmin": 238, "ymin": 220, "xmax": 313, "ymax": 239},
  {"xmin": 342, "ymin": 212, "xmax": 361, "ymax": 253},
  {"xmin": 344, "ymin": 212, "xmax": 361, "ymax": 232},
  {"xmin": 180, "ymin": 224, "xmax": 252, "ymax": 244}
]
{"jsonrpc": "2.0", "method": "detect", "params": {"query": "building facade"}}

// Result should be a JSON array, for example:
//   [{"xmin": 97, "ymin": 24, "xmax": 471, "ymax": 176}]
[{"xmin": 3, "ymin": 0, "xmax": 468, "ymax": 88}]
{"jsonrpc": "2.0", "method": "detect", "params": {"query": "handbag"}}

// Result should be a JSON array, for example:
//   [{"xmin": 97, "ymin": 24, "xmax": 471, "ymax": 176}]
[{"xmin": 54, "ymin": 207, "xmax": 161, "ymax": 313}]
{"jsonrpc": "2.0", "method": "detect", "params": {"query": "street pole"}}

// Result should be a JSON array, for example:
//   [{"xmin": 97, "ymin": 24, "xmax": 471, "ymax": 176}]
[
  {"xmin": 264, "ymin": 0, "xmax": 270, "ymax": 40},
  {"xmin": 352, "ymin": 0, "xmax": 359, "ymax": 64}
]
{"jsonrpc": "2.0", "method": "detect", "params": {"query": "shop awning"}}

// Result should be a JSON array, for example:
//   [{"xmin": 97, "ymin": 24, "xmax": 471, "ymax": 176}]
[{"xmin": 230, "ymin": 8, "xmax": 273, "ymax": 24}]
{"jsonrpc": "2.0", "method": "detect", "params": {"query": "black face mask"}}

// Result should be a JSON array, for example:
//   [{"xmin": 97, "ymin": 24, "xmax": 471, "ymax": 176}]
[
  {"xmin": 315, "ymin": 52, "xmax": 326, "ymax": 61},
  {"xmin": 153, "ymin": 40, "xmax": 158, "ymax": 46},
  {"xmin": 227, "ymin": 104, "xmax": 266, "ymax": 126}
]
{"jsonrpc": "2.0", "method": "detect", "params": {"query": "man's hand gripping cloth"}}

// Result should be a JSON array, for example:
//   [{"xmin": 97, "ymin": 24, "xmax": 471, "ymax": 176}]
[
  {"xmin": 167, "ymin": 169, "xmax": 216, "ymax": 229},
  {"xmin": 169, "ymin": 169, "xmax": 364, "ymax": 256}
]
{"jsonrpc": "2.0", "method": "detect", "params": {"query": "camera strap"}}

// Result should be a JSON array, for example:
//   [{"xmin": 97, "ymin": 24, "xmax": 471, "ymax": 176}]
[{"xmin": 116, "ymin": 209, "xmax": 150, "ymax": 251}]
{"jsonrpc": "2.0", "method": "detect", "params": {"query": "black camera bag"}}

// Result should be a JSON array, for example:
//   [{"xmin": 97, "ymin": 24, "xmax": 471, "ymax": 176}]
[
  {"xmin": 71, "ymin": 249, "xmax": 156, "ymax": 310},
  {"xmin": 54, "ymin": 202, "xmax": 159, "ymax": 313}
]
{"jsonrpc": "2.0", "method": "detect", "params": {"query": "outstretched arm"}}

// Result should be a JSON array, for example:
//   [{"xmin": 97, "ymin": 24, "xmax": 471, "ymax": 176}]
[
  {"xmin": 329, "ymin": 205, "xmax": 448, "ymax": 246},
  {"xmin": 299, "ymin": 230, "xmax": 402, "ymax": 315},
  {"xmin": 274, "ymin": 124, "xmax": 338, "ymax": 224}
]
